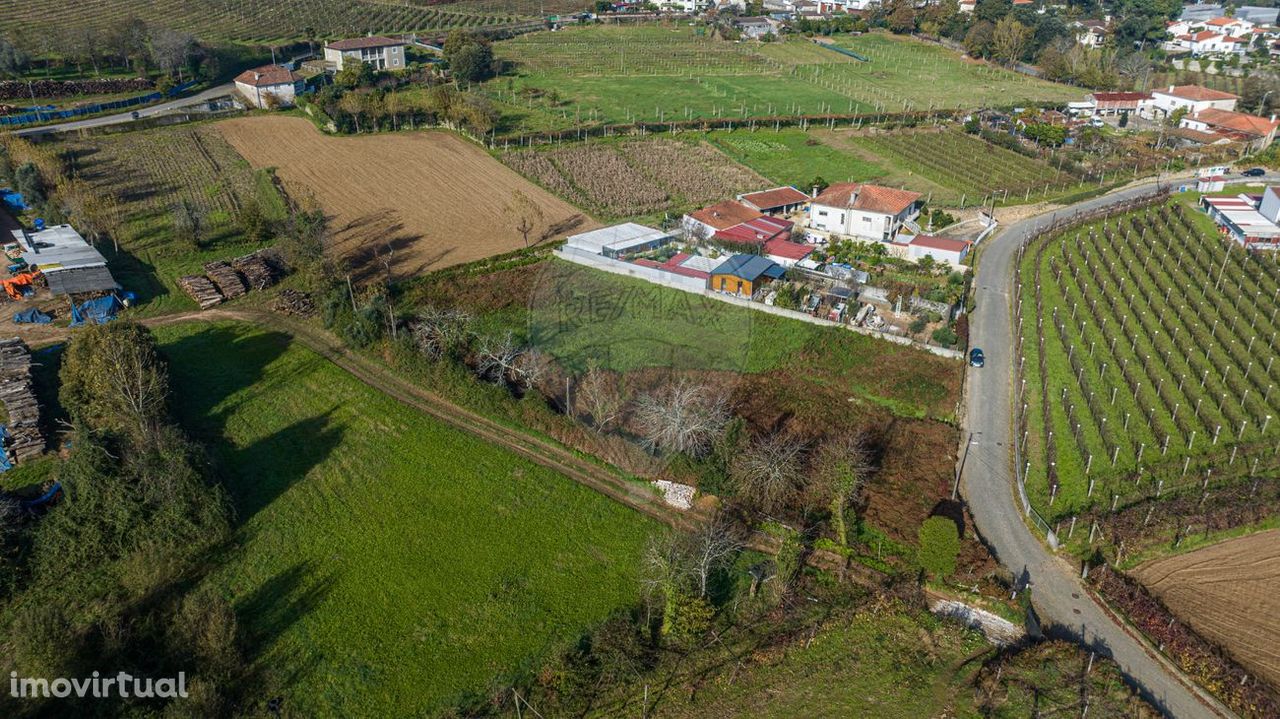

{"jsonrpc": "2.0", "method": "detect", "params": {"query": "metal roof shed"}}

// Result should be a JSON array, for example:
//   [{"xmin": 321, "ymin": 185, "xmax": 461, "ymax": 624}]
[{"xmin": 11, "ymin": 225, "xmax": 118, "ymax": 296}]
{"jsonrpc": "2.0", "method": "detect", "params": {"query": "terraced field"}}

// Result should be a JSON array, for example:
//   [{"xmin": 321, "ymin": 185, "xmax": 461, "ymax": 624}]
[{"xmin": 0, "ymin": 0, "xmax": 517, "ymax": 43}]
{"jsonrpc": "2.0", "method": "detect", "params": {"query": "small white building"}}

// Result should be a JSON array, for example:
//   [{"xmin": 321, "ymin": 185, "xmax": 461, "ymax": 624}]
[
  {"xmin": 563, "ymin": 223, "xmax": 673, "ymax": 258},
  {"xmin": 324, "ymin": 36, "xmax": 407, "ymax": 72},
  {"xmin": 1148, "ymin": 85, "xmax": 1240, "ymax": 120},
  {"xmin": 889, "ymin": 234, "xmax": 972, "ymax": 268},
  {"xmin": 233, "ymin": 65, "xmax": 304, "ymax": 109},
  {"xmin": 11, "ymin": 225, "xmax": 118, "ymax": 295},
  {"xmin": 807, "ymin": 182, "xmax": 921, "ymax": 243}
]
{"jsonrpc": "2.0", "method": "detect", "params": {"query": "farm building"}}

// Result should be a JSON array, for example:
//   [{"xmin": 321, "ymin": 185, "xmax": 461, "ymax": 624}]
[
  {"xmin": 10, "ymin": 225, "xmax": 119, "ymax": 295},
  {"xmin": 738, "ymin": 186, "xmax": 810, "ymax": 215},
  {"xmin": 683, "ymin": 200, "xmax": 763, "ymax": 239},
  {"xmin": 564, "ymin": 223, "xmax": 673, "ymax": 258},
  {"xmin": 324, "ymin": 36, "xmax": 407, "ymax": 72},
  {"xmin": 1088, "ymin": 91, "xmax": 1152, "ymax": 116},
  {"xmin": 763, "ymin": 237, "xmax": 813, "ymax": 267},
  {"xmin": 1197, "ymin": 175, "xmax": 1227, "ymax": 193},
  {"xmin": 1147, "ymin": 85, "xmax": 1239, "ymax": 120},
  {"xmin": 709, "ymin": 254, "xmax": 785, "ymax": 297},
  {"xmin": 233, "ymin": 65, "xmax": 304, "ymax": 109},
  {"xmin": 631, "ymin": 252, "xmax": 713, "ymax": 280},
  {"xmin": 889, "ymin": 234, "xmax": 972, "ymax": 268},
  {"xmin": 807, "ymin": 182, "xmax": 922, "ymax": 243},
  {"xmin": 713, "ymin": 216, "xmax": 794, "ymax": 249},
  {"xmin": 1201, "ymin": 189, "xmax": 1280, "ymax": 250}
]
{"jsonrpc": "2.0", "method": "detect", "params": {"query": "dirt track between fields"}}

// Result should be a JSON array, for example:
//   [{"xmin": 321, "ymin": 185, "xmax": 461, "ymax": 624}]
[
  {"xmin": 215, "ymin": 116, "xmax": 596, "ymax": 282},
  {"xmin": 1132, "ymin": 529, "xmax": 1280, "ymax": 690}
]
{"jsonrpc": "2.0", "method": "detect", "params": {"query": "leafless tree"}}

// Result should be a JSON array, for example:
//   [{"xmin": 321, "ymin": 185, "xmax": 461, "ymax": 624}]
[
  {"xmin": 688, "ymin": 520, "xmax": 742, "ymax": 598},
  {"xmin": 641, "ymin": 532, "xmax": 691, "ymax": 605},
  {"xmin": 511, "ymin": 347, "xmax": 551, "ymax": 392},
  {"xmin": 411, "ymin": 305, "xmax": 472, "ymax": 360},
  {"xmin": 505, "ymin": 190, "xmax": 544, "ymax": 248},
  {"xmin": 732, "ymin": 433, "xmax": 806, "ymax": 514},
  {"xmin": 633, "ymin": 378, "xmax": 730, "ymax": 457},
  {"xmin": 808, "ymin": 431, "xmax": 874, "ymax": 547},
  {"xmin": 101, "ymin": 329, "xmax": 169, "ymax": 442},
  {"xmin": 475, "ymin": 330, "xmax": 523, "ymax": 385},
  {"xmin": 149, "ymin": 27, "xmax": 194, "ymax": 80},
  {"xmin": 576, "ymin": 360, "xmax": 627, "ymax": 432}
]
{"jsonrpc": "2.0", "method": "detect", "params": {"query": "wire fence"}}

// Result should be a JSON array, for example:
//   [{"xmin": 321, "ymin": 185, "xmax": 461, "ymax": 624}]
[{"xmin": 0, "ymin": 80, "xmax": 199, "ymax": 127}]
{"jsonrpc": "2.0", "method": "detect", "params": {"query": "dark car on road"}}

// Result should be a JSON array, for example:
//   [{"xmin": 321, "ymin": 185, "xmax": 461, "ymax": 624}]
[
  {"xmin": 1242, "ymin": 167, "xmax": 1266, "ymax": 177},
  {"xmin": 969, "ymin": 347, "xmax": 985, "ymax": 368}
]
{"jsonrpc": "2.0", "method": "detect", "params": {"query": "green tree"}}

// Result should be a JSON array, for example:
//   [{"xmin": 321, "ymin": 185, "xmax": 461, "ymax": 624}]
[
  {"xmin": 335, "ymin": 60, "xmax": 374, "ymax": 88},
  {"xmin": 59, "ymin": 321, "xmax": 170, "ymax": 445},
  {"xmin": 964, "ymin": 21, "xmax": 996, "ymax": 58},
  {"xmin": 992, "ymin": 16, "xmax": 1032, "ymax": 66},
  {"xmin": 918, "ymin": 516, "xmax": 960, "ymax": 579},
  {"xmin": 444, "ymin": 30, "xmax": 496, "ymax": 83}
]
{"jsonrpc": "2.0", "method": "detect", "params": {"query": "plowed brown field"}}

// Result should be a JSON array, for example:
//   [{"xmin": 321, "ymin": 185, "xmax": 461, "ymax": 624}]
[
  {"xmin": 1131, "ymin": 529, "xmax": 1280, "ymax": 689},
  {"xmin": 216, "ymin": 116, "xmax": 594, "ymax": 281}
]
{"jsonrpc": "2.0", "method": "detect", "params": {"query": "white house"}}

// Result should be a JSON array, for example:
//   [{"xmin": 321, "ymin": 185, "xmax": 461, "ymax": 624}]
[
  {"xmin": 1180, "ymin": 108, "xmax": 1280, "ymax": 148},
  {"xmin": 1203, "ymin": 16, "xmax": 1256, "ymax": 37},
  {"xmin": 324, "ymin": 36, "xmax": 407, "ymax": 72},
  {"xmin": 889, "ymin": 234, "xmax": 972, "ymax": 268},
  {"xmin": 1075, "ymin": 20, "xmax": 1107, "ymax": 48},
  {"xmin": 807, "ymin": 182, "xmax": 921, "ymax": 243},
  {"xmin": 233, "ymin": 65, "xmax": 304, "ymax": 109},
  {"xmin": 1147, "ymin": 85, "xmax": 1239, "ymax": 120},
  {"xmin": 1172, "ymin": 30, "xmax": 1248, "ymax": 56}
]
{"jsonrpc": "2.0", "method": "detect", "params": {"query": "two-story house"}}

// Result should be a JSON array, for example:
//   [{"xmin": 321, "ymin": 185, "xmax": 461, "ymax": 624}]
[
  {"xmin": 324, "ymin": 36, "xmax": 407, "ymax": 72},
  {"xmin": 806, "ymin": 182, "xmax": 921, "ymax": 243}
]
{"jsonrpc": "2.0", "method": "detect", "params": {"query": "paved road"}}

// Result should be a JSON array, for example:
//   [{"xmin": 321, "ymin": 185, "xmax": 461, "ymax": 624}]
[
  {"xmin": 958, "ymin": 174, "xmax": 1279, "ymax": 719},
  {"xmin": 12, "ymin": 83, "xmax": 236, "ymax": 137}
]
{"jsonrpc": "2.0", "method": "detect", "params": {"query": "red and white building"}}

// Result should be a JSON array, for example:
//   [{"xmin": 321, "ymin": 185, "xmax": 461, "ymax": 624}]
[
  {"xmin": 233, "ymin": 65, "xmax": 304, "ymax": 109},
  {"xmin": 1201, "ymin": 189, "xmax": 1280, "ymax": 250},
  {"xmin": 713, "ymin": 215, "xmax": 795, "ymax": 249},
  {"xmin": 889, "ymin": 234, "xmax": 972, "ymax": 268},
  {"xmin": 1147, "ymin": 85, "xmax": 1239, "ymax": 120},
  {"xmin": 1089, "ymin": 91, "xmax": 1152, "ymax": 116},
  {"xmin": 762, "ymin": 237, "xmax": 813, "ymax": 267},
  {"xmin": 737, "ymin": 186, "xmax": 810, "ymax": 215},
  {"xmin": 806, "ymin": 182, "xmax": 922, "ymax": 243},
  {"xmin": 1181, "ymin": 107, "xmax": 1280, "ymax": 148}
]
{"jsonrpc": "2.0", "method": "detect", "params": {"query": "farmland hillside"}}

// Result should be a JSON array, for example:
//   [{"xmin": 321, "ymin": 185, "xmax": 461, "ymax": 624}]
[{"xmin": 216, "ymin": 115, "xmax": 595, "ymax": 279}]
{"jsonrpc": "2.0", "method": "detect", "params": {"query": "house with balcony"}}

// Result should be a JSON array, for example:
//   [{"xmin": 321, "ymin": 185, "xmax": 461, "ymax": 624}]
[
  {"xmin": 806, "ymin": 182, "xmax": 921, "ymax": 243},
  {"xmin": 324, "ymin": 36, "xmax": 407, "ymax": 72}
]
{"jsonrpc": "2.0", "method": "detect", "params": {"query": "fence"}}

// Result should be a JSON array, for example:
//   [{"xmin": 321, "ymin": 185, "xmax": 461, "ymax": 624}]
[
  {"xmin": 554, "ymin": 248, "xmax": 966, "ymax": 360},
  {"xmin": 1008, "ymin": 185, "xmax": 1172, "ymax": 549},
  {"xmin": 0, "ymin": 80, "xmax": 199, "ymax": 127}
]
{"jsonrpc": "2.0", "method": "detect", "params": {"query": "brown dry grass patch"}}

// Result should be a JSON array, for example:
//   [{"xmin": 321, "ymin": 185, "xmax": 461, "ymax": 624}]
[
  {"xmin": 216, "ymin": 116, "xmax": 595, "ymax": 282},
  {"xmin": 1131, "ymin": 529, "xmax": 1280, "ymax": 689}
]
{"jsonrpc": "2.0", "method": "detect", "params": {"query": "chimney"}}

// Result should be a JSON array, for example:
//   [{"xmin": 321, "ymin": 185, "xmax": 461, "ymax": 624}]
[
  {"xmin": 811, "ymin": 185, "xmax": 818, "ymax": 198},
  {"xmin": 1169, "ymin": 85, "xmax": 1175, "ymax": 92}
]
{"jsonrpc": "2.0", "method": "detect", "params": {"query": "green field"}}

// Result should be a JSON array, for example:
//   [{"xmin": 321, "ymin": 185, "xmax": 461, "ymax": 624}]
[
  {"xmin": 487, "ymin": 27, "xmax": 1080, "ymax": 135},
  {"xmin": 156, "ymin": 321, "xmax": 659, "ymax": 715},
  {"xmin": 1018, "ymin": 196, "xmax": 1280, "ymax": 527},
  {"xmin": 62, "ymin": 124, "xmax": 288, "ymax": 314},
  {"xmin": 707, "ymin": 128, "xmax": 885, "ymax": 189}
]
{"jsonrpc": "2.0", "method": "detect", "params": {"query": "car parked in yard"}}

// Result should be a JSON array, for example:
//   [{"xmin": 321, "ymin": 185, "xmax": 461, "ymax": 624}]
[
  {"xmin": 969, "ymin": 347, "xmax": 985, "ymax": 368},
  {"xmin": 1242, "ymin": 168, "xmax": 1266, "ymax": 177}
]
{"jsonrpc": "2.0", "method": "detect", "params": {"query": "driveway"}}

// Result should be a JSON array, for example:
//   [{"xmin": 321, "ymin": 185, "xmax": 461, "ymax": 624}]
[
  {"xmin": 960, "ymin": 173, "xmax": 1280, "ymax": 719},
  {"xmin": 11, "ymin": 83, "xmax": 236, "ymax": 137}
]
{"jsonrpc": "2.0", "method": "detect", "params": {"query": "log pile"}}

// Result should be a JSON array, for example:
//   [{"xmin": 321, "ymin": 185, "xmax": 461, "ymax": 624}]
[
  {"xmin": 202, "ymin": 261, "xmax": 247, "ymax": 300},
  {"xmin": 232, "ymin": 251, "xmax": 278, "ymax": 291},
  {"xmin": 178, "ymin": 275, "xmax": 224, "ymax": 309},
  {"xmin": 0, "ymin": 338, "xmax": 43, "ymax": 463},
  {"xmin": 269, "ymin": 289, "xmax": 315, "ymax": 318}
]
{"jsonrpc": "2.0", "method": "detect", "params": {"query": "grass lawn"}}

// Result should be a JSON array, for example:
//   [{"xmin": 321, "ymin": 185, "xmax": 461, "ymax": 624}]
[
  {"xmin": 487, "ymin": 27, "xmax": 1078, "ymax": 136},
  {"xmin": 156, "ymin": 320, "xmax": 661, "ymax": 715},
  {"xmin": 706, "ymin": 128, "xmax": 886, "ymax": 188}
]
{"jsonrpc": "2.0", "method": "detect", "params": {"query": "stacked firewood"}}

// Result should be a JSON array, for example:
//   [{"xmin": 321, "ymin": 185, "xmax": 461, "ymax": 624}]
[
  {"xmin": 178, "ymin": 275, "xmax": 224, "ymax": 309},
  {"xmin": 0, "ymin": 338, "xmax": 43, "ymax": 463},
  {"xmin": 203, "ymin": 261, "xmax": 247, "ymax": 299},
  {"xmin": 269, "ymin": 288, "xmax": 315, "ymax": 317},
  {"xmin": 232, "ymin": 251, "xmax": 278, "ymax": 291}
]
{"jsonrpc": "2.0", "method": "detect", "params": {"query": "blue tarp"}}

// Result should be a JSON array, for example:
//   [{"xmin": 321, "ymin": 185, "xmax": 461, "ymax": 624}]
[
  {"xmin": 0, "ymin": 425, "xmax": 10, "ymax": 473},
  {"xmin": 0, "ymin": 189, "xmax": 27, "ymax": 213},
  {"xmin": 20, "ymin": 483, "xmax": 61, "ymax": 509},
  {"xmin": 69, "ymin": 295, "xmax": 121, "ymax": 327},
  {"xmin": 12, "ymin": 308, "xmax": 51, "ymax": 324}
]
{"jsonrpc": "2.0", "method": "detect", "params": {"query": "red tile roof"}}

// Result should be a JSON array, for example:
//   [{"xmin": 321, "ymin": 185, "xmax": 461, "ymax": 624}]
[
  {"xmin": 1160, "ymin": 85, "xmax": 1240, "ymax": 102},
  {"xmin": 1091, "ymin": 91, "xmax": 1151, "ymax": 102},
  {"xmin": 688, "ymin": 200, "xmax": 764, "ymax": 231},
  {"xmin": 1193, "ymin": 108, "xmax": 1280, "ymax": 137},
  {"xmin": 812, "ymin": 182, "xmax": 922, "ymax": 216},
  {"xmin": 1206, "ymin": 17, "xmax": 1241, "ymax": 26},
  {"xmin": 326, "ymin": 35, "xmax": 402, "ymax": 50},
  {"xmin": 714, "ymin": 216, "xmax": 794, "ymax": 246},
  {"xmin": 910, "ymin": 235, "xmax": 971, "ymax": 253},
  {"xmin": 763, "ymin": 237, "xmax": 813, "ymax": 260},
  {"xmin": 234, "ymin": 65, "xmax": 302, "ymax": 88},
  {"xmin": 739, "ymin": 186, "xmax": 810, "ymax": 211}
]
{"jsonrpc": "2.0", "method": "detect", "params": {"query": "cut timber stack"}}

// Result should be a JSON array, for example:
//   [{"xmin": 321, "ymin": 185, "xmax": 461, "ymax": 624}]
[
  {"xmin": 0, "ymin": 338, "xmax": 43, "ymax": 463},
  {"xmin": 232, "ymin": 251, "xmax": 278, "ymax": 291},
  {"xmin": 269, "ymin": 288, "xmax": 315, "ymax": 317},
  {"xmin": 178, "ymin": 275, "xmax": 223, "ymax": 309},
  {"xmin": 203, "ymin": 261, "xmax": 247, "ymax": 299}
]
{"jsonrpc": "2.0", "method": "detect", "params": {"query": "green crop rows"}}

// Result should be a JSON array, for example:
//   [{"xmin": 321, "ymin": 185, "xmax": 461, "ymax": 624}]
[{"xmin": 1019, "ymin": 201, "xmax": 1280, "ymax": 528}]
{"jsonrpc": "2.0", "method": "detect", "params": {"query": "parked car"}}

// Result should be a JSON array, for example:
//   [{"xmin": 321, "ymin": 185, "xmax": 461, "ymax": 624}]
[
  {"xmin": 969, "ymin": 347, "xmax": 985, "ymax": 368},
  {"xmin": 1242, "ymin": 167, "xmax": 1267, "ymax": 177}
]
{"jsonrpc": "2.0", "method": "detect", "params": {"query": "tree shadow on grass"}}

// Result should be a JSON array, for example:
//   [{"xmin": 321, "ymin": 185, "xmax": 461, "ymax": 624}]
[{"xmin": 162, "ymin": 326, "xmax": 346, "ymax": 522}]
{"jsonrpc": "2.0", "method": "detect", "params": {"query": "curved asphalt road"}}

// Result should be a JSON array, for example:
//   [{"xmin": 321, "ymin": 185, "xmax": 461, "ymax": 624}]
[
  {"xmin": 960, "ymin": 174, "xmax": 1278, "ymax": 719},
  {"xmin": 12, "ymin": 83, "xmax": 235, "ymax": 137}
]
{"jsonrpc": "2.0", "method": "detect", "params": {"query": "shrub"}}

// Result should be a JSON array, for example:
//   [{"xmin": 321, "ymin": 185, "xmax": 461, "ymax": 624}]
[
  {"xmin": 931, "ymin": 325, "xmax": 958, "ymax": 347},
  {"xmin": 918, "ymin": 516, "xmax": 960, "ymax": 579}
]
